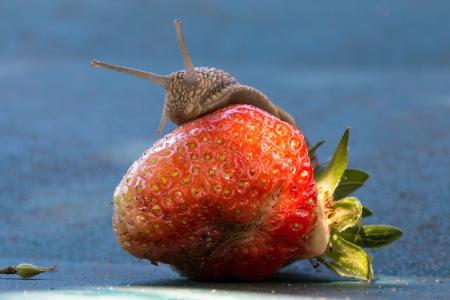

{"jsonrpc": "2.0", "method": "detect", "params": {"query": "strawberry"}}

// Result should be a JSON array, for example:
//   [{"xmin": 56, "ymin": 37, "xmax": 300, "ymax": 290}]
[{"xmin": 113, "ymin": 104, "xmax": 402, "ymax": 281}]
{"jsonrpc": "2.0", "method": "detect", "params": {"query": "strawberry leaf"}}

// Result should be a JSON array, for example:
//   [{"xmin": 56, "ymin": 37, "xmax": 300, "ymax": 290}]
[
  {"xmin": 354, "ymin": 225, "xmax": 403, "ymax": 249},
  {"xmin": 340, "ymin": 225, "xmax": 402, "ymax": 249},
  {"xmin": 330, "ymin": 197, "xmax": 363, "ymax": 232},
  {"xmin": 315, "ymin": 129, "xmax": 349, "ymax": 200},
  {"xmin": 322, "ymin": 260, "xmax": 364, "ymax": 279},
  {"xmin": 313, "ymin": 163, "xmax": 325, "ymax": 177},
  {"xmin": 362, "ymin": 206, "xmax": 373, "ymax": 217},
  {"xmin": 339, "ymin": 226, "xmax": 361, "ymax": 243},
  {"xmin": 308, "ymin": 140, "xmax": 325, "ymax": 159},
  {"xmin": 334, "ymin": 169, "xmax": 369, "ymax": 200},
  {"xmin": 324, "ymin": 234, "xmax": 373, "ymax": 281}
]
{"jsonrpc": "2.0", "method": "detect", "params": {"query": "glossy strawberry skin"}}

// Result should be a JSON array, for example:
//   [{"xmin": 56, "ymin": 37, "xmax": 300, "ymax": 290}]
[{"xmin": 113, "ymin": 104, "xmax": 317, "ymax": 280}]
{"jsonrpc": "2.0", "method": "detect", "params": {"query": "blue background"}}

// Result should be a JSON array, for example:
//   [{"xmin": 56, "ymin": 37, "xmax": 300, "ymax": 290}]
[{"xmin": 0, "ymin": 1, "xmax": 449, "ymax": 298}]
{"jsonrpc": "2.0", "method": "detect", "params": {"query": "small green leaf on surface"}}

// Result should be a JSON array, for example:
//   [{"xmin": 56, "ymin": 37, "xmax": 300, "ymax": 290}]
[
  {"xmin": 354, "ymin": 225, "xmax": 403, "ymax": 249},
  {"xmin": 308, "ymin": 140, "xmax": 325, "ymax": 159},
  {"xmin": 325, "ymin": 234, "xmax": 373, "ymax": 281},
  {"xmin": 15, "ymin": 263, "xmax": 56, "ymax": 279},
  {"xmin": 362, "ymin": 206, "xmax": 373, "ymax": 217},
  {"xmin": 330, "ymin": 197, "xmax": 363, "ymax": 232},
  {"xmin": 0, "ymin": 263, "xmax": 56, "ymax": 279},
  {"xmin": 334, "ymin": 169, "xmax": 370, "ymax": 200},
  {"xmin": 316, "ymin": 129, "xmax": 349, "ymax": 200}
]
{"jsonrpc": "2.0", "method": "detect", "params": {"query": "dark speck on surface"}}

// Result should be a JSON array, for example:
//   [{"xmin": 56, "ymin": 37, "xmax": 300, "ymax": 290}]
[{"xmin": 0, "ymin": 0, "xmax": 449, "ymax": 299}]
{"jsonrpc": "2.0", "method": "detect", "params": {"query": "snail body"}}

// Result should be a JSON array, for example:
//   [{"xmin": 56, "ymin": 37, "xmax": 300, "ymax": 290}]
[{"xmin": 92, "ymin": 20, "xmax": 295, "ymax": 133}]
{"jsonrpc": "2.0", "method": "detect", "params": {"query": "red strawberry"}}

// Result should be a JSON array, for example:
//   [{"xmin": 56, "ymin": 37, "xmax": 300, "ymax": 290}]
[
  {"xmin": 113, "ymin": 104, "xmax": 402, "ymax": 281},
  {"xmin": 113, "ymin": 105, "xmax": 316, "ymax": 280}
]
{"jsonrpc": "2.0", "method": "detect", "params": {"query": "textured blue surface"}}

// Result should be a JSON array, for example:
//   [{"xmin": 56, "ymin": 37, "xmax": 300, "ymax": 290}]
[{"xmin": 0, "ymin": 0, "xmax": 449, "ymax": 298}]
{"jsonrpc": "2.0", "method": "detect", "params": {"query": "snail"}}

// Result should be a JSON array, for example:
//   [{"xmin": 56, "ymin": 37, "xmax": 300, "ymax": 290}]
[{"xmin": 91, "ymin": 19, "xmax": 296, "ymax": 134}]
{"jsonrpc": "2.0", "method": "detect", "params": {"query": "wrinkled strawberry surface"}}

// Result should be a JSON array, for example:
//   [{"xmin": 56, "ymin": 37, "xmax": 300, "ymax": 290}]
[{"xmin": 113, "ymin": 105, "xmax": 317, "ymax": 280}]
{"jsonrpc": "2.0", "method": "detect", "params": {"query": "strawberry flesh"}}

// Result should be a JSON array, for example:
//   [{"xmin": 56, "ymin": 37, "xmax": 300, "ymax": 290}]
[{"xmin": 113, "ymin": 104, "xmax": 317, "ymax": 280}]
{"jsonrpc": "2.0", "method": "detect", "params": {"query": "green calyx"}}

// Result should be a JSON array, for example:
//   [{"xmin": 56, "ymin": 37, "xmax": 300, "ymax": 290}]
[{"xmin": 310, "ymin": 129, "xmax": 402, "ymax": 281}]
